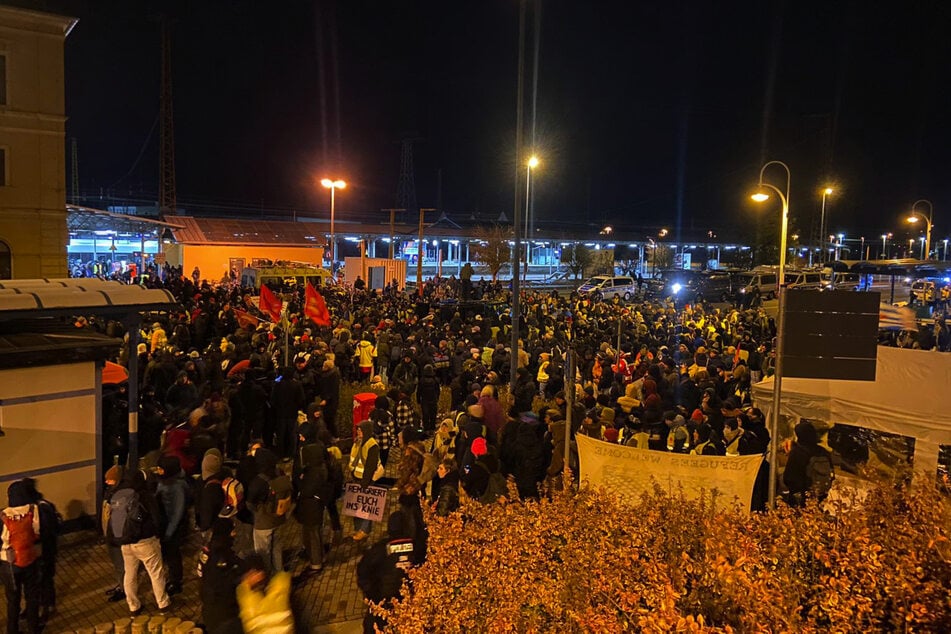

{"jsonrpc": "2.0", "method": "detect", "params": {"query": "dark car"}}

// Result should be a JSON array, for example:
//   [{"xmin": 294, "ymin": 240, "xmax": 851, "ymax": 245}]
[{"xmin": 647, "ymin": 270, "xmax": 733, "ymax": 303}]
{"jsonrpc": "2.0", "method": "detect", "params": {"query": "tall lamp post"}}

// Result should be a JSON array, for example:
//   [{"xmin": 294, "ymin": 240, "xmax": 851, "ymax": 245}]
[
  {"xmin": 523, "ymin": 156, "xmax": 539, "ymax": 281},
  {"xmin": 819, "ymin": 187, "xmax": 833, "ymax": 264},
  {"xmin": 906, "ymin": 199, "xmax": 933, "ymax": 260},
  {"xmin": 881, "ymin": 233, "xmax": 892, "ymax": 259},
  {"xmin": 751, "ymin": 159, "xmax": 791, "ymax": 510},
  {"xmin": 321, "ymin": 178, "xmax": 346, "ymax": 265}
]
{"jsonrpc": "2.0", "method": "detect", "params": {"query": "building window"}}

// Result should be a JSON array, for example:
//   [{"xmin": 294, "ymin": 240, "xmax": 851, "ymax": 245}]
[{"xmin": 0, "ymin": 55, "xmax": 5, "ymax": 105}]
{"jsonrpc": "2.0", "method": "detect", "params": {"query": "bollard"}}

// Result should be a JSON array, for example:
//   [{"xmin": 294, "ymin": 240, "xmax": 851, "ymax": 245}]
[
  {"xmin": 161, "ymin": 617, "xmax": 181, "ymax": 633},
  {"xmin": 146, "ymin": 616, "xmax": 166, "ymax": 633},
  {"xmin": 173, "ymin": 622, "xmax": 196, "ymax": 634},
  {"xmin": 94, "ymin": 623, "xmax": 114, "ymax": 634},
  {"xmin": 113, "ymin": 618, "xmax": 132, "ymax": 634},
  {"xmin": 130, "ymin": 615, "xmax": 151, "ymax": 634}
]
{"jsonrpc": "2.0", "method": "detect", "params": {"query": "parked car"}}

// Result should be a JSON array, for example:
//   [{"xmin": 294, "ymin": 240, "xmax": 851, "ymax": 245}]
[
  {"xmin": 821, "ymin": 272, "xmax": 861, "ymax": 291},
  {"xmin": 646, "ymin": 270, "xmax": 733, "ymax": 303},
  {"xmin": 577, "ymin": 275, "xmax": 638, "ymax": 300},
  {"xmin": 784, "ymin": 270, "xmax": 824, "ymax": 291},
  {"xmin": 730, "ymin": 269, "xmax": 779, "ymax": 301}
]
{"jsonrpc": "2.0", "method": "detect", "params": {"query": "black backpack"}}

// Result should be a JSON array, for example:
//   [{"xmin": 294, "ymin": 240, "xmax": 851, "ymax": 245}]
[
  {"xmin": 108, "ymin": 488, "xmax": 145, "ymax": 546},
  {"xmin": 806, "ymin": 452, "xmax": 835, "ymax": 499}
]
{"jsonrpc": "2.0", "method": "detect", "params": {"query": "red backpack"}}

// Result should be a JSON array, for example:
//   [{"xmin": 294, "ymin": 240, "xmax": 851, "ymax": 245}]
[{"xmin": 2, "ymin": 505, "xmax": 40, "ymax": 567}]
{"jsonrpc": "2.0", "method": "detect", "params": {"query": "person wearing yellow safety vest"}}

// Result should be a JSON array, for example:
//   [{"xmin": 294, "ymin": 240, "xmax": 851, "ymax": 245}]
[
  {"xmin": 237, "ymin": 554, "xmax": 294, "ymax": 633},
  {"xmin": 348, "ymin": 420, "xmax": 381, "ymax": 542}
]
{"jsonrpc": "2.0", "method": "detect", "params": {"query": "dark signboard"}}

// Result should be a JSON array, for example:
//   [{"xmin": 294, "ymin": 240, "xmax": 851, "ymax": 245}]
[{"xmin": 783, "ymin": 290, "xmax": 880, "ymax": 381}]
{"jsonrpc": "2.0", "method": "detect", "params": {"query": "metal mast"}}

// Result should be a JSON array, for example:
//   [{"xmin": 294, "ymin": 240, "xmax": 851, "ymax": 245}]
[{"xmin": 159, "ymin": 16, "xmax": 177, "ymax": 215}]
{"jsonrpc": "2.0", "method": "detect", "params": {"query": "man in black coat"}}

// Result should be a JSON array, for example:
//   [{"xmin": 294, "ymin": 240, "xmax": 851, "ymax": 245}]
[
  {"xmin": 270, "ymin": 366, "xmax": 305, "ymax": 459},
  {"xmin": 356, "ymin": 509, "xmax": 417, "ymax": 634},
  {"xmin": 317, "ymin": 359, "xmax": 342, "ymax": 438},
  {"xmin": 198, "ymin": 518, "xmax": 245, "ymax": 634}
]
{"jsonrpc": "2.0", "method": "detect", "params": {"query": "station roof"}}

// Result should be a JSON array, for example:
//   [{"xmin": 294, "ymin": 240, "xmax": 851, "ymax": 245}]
[
  {"xmin": 170, "ymin": 216, "xmax": 326, "ymax": 247},
  {"xmin": 0, "ymin": 279, "xmax": 179, "ymax": 322},
  {"xmin": 67, "ymin": 205, "xmax": 184, "ymax": 236}
]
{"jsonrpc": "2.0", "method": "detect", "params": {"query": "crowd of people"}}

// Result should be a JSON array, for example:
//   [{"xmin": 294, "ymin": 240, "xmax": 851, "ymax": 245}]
[{"xmin": 5, "ymin": 263, "xmax": 928, "ymax": 632}]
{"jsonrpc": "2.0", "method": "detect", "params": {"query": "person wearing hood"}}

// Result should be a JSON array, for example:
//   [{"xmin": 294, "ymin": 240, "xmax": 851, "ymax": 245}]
[
  {"xmin": 478, "ymin": 385, "xmax": 504, "ymax": 443},
  {"xmin": 246, "ymin": 448, "xmax": 292, "ymax": 574},
  {"xmin": 356, "ymin": 509, "xmax": 418, "ymax": 634},
  {"xmin": 269, "ymin": 365, "xmax": 305, "ymax": 459},
  {"xmin": 369, "ymin": 395, "xmax": 397, "ymax": 469},
  {"xmin": 20, "ymin": 478, "xmax": 60, "ymax": 623},
  {"xmin": 391, "ymin": 353, "xmax": 419, "ymax": 398},
  {"xmin": 198, "ymin": 517, "xmax": 245, "ymax": 634},
  {"xmin": 783, "ymin": 421, "xmax": 834, "ymax": 507},
  {"xmin": 106, "ymin": 470, "xmax": 170, "ymax": 616},
  {"xmin": 2, "ymin": 480, "xmax": 42, "ymax": 633},
  {"xmin": 353, "ymin": 336, "xmax": 377, "ymax": 382},
  {"xmin": 293, "ymin": 422, "xmax": 331, "ymax": 575},
  {"xmin": 197, "ymin": 449, "xmax": 229, "ymax": 539},
  {"xmin": 101, "ymin": 464, "xmax": 128, "ymax": 604},
  {"xmin": 417, "ymin": 364, "xmax": 440, "ymax": 433},
  {"xmin": 348, "ymin": 420, "xmax": 381, "ymax": 542},
  {"xmin": 156, "ymin": 455, "xmax": 189, "ymax": 596}
]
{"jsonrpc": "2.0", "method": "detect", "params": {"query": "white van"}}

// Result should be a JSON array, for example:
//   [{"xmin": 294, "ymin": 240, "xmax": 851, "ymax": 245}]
[{"xmin": 577, "ymin": 275, "xmax": 638, "ymax": 300}]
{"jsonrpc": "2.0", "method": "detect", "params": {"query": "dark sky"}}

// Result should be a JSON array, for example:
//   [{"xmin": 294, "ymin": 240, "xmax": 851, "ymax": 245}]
[{"xmin": 29, "ymin": 0, "xmax": 951, "ymax": 243}]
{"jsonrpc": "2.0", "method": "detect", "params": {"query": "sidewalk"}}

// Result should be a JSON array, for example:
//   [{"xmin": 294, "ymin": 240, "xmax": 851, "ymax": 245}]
[{"xmin": 1, "ymin": 488, "xmax": 399, "ymax": 633}]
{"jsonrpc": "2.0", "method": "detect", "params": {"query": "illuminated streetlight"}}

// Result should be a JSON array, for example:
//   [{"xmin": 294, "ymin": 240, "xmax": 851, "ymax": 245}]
[
  {"xmin": 321, "ymin": 178, "xmax": 346, "ymax": 264},
  {"xmin": 905, "ymin": 199, "xmax": 933, "ymax": 260},
  {"xmin": 751, "ymin": 159, "xmax": 791, "ymax": 510},
  {"xmin": 522, "ymin": 155, "xmax": 539, "ymax": 280},
  {"xmin": 881, "ymin": 233, "xmax": 892, "ymax": 259},
  {"xmin": 819, "ymin": 187, "xmax": 834, "ymax": 264}
]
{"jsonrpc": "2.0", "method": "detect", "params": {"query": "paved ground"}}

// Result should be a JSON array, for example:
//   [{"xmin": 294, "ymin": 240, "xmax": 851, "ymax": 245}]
[{"xmin": 1, "ymin": 464, "xmax": 407, "ymax": 633}]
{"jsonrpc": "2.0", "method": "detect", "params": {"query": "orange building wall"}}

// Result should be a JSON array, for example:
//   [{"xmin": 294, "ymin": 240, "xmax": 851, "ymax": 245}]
[{"xmin": 167, "ymin": 245, "xmax": 324, "ymax": 282}]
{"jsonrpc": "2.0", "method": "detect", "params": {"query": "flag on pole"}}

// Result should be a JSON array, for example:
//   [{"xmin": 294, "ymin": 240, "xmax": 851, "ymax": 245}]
[
  {"xmin": 305, "ymin": 282, "xmax": 332, "ymax": 326},
  {"xmin": 259, "ymin": 285, "xmax": 283, "ymax": 323},
  {"xmin": 234, "ymin": 308, "xmax": 260, "ymax": 329},
  {"xmin": 879, "ymin": 303, "xmax": 917, "ymax": 330}
]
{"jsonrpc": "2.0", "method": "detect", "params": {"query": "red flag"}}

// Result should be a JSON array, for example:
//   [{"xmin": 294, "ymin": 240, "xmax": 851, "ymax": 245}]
[
  {"xmin": 234, "ymin": 308, "xmax": 260, "ymax": 329},
  {"xmin": 304, "ymin": 282, "xmax": 331, "ymax": 326},
  {"xmin": 259, "ymin": 285, "xmax": 283, "ymax": 323}
]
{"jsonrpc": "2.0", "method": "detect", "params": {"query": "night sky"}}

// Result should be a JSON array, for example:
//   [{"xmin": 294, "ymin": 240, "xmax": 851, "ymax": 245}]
[{"xmin": 25, "ymin": 0, "xmax": 951, "ymax": 243}]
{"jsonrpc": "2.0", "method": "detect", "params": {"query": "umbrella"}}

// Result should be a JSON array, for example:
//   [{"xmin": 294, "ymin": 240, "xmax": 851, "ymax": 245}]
[{"xmin": 102, "ymin": 361, "xmax": 129, "ymax": 385}]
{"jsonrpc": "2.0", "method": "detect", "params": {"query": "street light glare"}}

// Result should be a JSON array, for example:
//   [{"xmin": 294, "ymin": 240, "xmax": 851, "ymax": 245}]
[
  {"xmin": 823, "ymin": 187, "xmax": 833, "ymax": 195},
  {"xmin": 751, "ymin": 192, "xmax": 770, "ymax": 202},
  {"xmin": 321, "ymin": 178, "xmax": 346, "ymax": 189},
  {"xmin": 527, "ymin": 156, "xmax": 539, "ymax": 169},
  {"xmin": 907, "ymin": 215, "xmax": 919, "ymax": 223}
]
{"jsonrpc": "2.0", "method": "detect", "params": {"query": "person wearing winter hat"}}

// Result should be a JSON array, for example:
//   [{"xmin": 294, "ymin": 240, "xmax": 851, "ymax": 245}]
[
  {"xmin": 197, "ymin": 449, "xmax": 230, "ymax": 541},
  {"xmin": 246, "ymin": 448, "xmax": 293, "ymax": 573},
  {"xmin": 101, "ymin": 464, "xmax": 128, "ymax": 603},
  {"xmin": 156, "ymin": 455, "xmax": 189, "ymax": 595},
  {"xmin": 2, "ymin": 480, "xmax": 42, "ymax": 632}
]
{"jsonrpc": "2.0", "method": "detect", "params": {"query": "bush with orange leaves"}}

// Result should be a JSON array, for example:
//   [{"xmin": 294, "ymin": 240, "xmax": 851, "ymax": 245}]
[{"xmin": 379, "ymin": 479, "xmax": 951, "ymax": 633}]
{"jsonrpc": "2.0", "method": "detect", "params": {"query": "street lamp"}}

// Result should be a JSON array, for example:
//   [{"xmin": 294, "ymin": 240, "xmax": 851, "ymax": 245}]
[
  {"xmin": 905, "ymin": 199, "xmax": 933, "ymax": 260},
  {"xmin": 819, "ymin": 187, "xmax": 834, "ymax": 264},
  {"xmin": 835, "ymin": 233, "xmax": 845, "ymax": 261},
  {"xmin": 523, "ymin": 156, "xmax": 539, "ymax": 281},
  {"xmin": 750, "ymin": 159, "xmax": 791, "ymax": 510},
  {"xmin": 944, "ymin": 238, "xmax": 949, "ymax": 261},
  {"xmin": 881, "ymin": 233, "xmax": 892, "ymax": 259},
  {"xmin": 320, "ymin": 178, "xmax": 346, "ymax": 265}
]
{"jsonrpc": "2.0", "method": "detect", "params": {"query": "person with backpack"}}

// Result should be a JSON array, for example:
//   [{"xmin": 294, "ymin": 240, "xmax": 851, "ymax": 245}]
[
  {"xmin": 783, "ymin": 421, "xmax": 835, "ymax": 507},
  {"xmin": 106, "ymin": 470, "xmax": 171, "ymax": 616},
  {"xmin": 2, "ymin": 480, "xmax": 43, "ymax": 634},
  {"xmin": 294, "ymin": 422, "xmax": 332, "ymax": 576},
  {"xmin": 246, "ymin": 448, "xmax": 293, "ymax": 574},
  {"xmin": 21, "ymin": 478, "xmax": 60, "ymax": 623},
  {"xmin": 101, "ymin": 464, "xmax": 128, "ymax": 604},
  {"xmin": 196, "ymin": 449, "xmax": 229, "ymax": 541}
]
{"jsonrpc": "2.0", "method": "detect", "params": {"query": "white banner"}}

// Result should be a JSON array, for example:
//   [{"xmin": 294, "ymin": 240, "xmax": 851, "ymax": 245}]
[{"xmin": 576, "ymin": 435, "xmax": 764, "ymax": 513}]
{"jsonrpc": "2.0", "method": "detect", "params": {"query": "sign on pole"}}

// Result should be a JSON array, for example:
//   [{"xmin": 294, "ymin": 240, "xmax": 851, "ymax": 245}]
[{"xmin": 341, "ymin": 483, "xmax": 388, "ymax": 522}]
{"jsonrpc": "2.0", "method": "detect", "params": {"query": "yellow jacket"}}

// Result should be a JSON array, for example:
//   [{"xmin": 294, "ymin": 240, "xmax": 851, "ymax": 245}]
[{"xmin": 237, "ymin": 571, "xmax": 294, "ymax": 633}]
